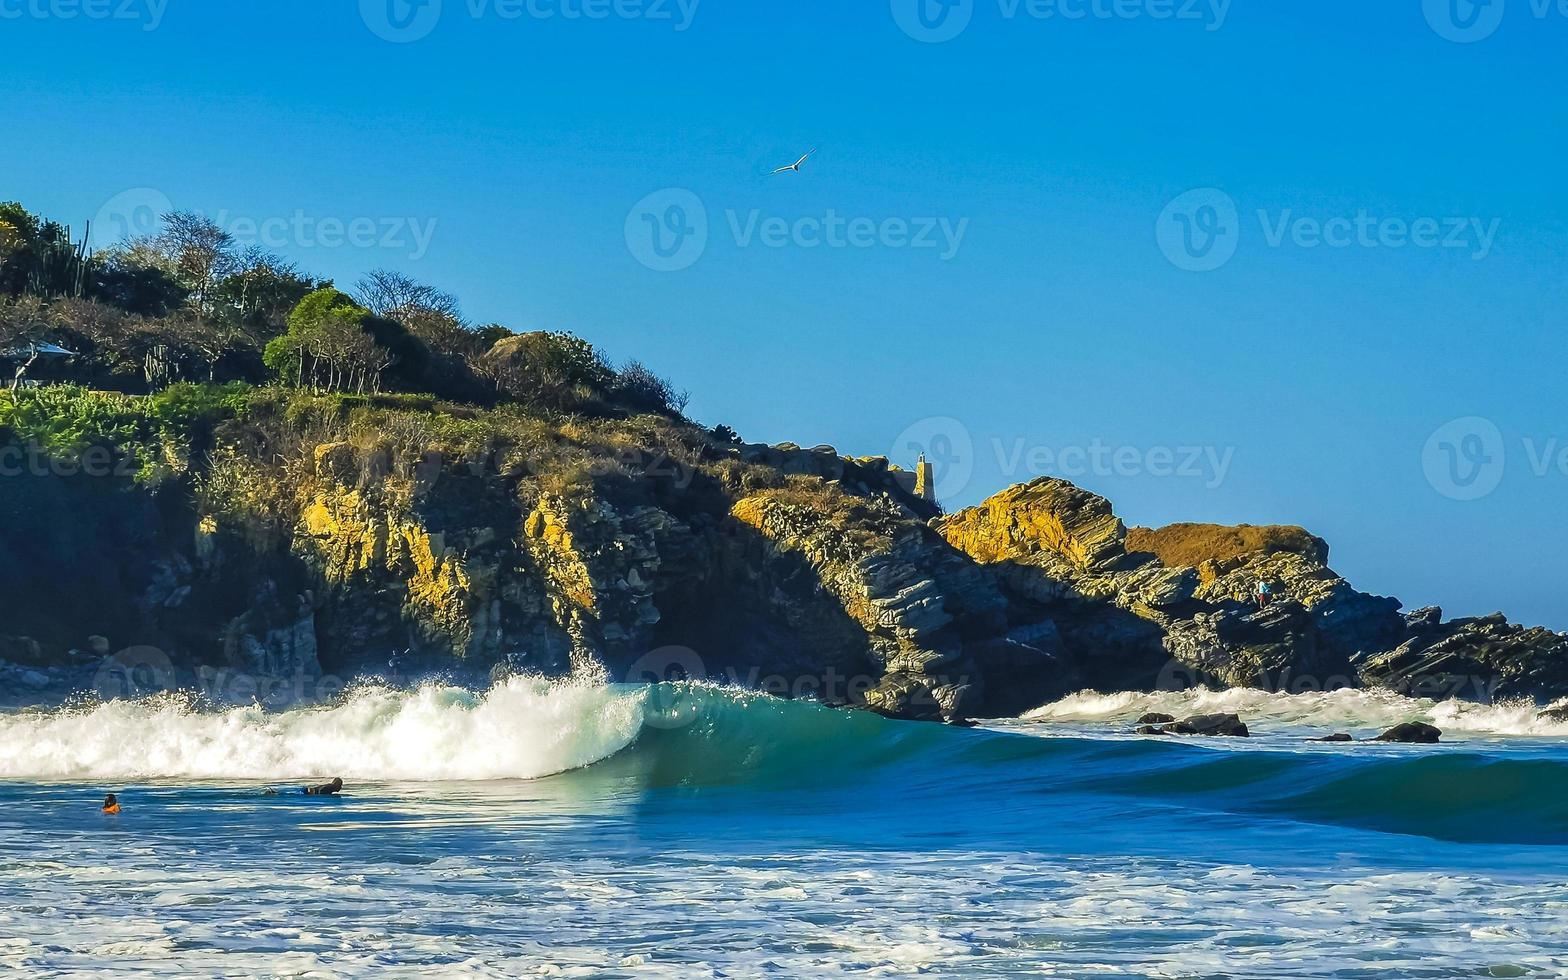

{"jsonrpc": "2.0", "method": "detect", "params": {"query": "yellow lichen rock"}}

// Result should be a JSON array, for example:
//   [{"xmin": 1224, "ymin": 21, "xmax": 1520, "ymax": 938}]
[
  {"xmin": 936, "ymin": 477, "xmax": 1127, "ymax": 573},
  {"xmin": 293, "ymin": 480, "xmax": 489, "ymax": 661}
]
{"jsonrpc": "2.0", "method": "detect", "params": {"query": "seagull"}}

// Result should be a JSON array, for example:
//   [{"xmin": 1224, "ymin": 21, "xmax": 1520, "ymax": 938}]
[{"xmin": 771, "ymin": 148, "xmax": 816, "ymax": 175}]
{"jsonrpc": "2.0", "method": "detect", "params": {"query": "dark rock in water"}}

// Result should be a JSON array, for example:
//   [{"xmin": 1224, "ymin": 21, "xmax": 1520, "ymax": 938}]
[
  {"xmin": 1375, "ymin": 722, "xmax": 1441, "ymax": 744},
  {"xmin": 1135, "ymin": 725, "xmax": 1166, "ymax": 735},
  {"xmin": 0, "ymin": 635, "xmax": 48, "ymax": 667},
  {"xmin": 1138, "ymin": 712, "xmax": 1176, "ymax": 725},
  {"xmin": 1312, "ymin": 733, "xmax": 1354, "ymax": 742},
  {"xmin": 862, "ymin": 670, "xmax": 979, "ymax": 724},
  {"xmin": 1539, "ymin": 705, "xmax": 1568, "ymax": 724},
  {"xmin": 1162, "ymin": 713, "xmax": 1249, "ymax": 737}
]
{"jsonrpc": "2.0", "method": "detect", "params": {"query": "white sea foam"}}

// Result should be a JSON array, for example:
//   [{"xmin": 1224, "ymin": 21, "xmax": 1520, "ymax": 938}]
[
  {"xmin": 1019, "ymin": 686, "xmax": 1568, "ymax": 737},
  {"xmin": 0, "ymin": 676, "xmax": 646, "ymax": 782}
]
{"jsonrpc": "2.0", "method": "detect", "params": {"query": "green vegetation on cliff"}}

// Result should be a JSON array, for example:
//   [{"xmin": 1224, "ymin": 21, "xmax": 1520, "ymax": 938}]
[{"xmin": 0, "ymin": 200, "xmax": 686, "ymax": 419}]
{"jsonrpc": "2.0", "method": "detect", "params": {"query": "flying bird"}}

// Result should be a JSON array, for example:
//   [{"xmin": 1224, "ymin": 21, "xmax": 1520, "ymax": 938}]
[{"xmin": 771, "ymin": 148, "xmax": 816, "ymax": 175}]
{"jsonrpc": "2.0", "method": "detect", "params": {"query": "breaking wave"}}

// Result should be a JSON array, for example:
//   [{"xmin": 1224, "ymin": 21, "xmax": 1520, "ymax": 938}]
[
  {"xmin": 1019, "ymin": 686, "xmax": 1568, "ymax": 738},
  {"xmin": 0, "ymin": 676, "xmax": 645, "ymax": 782},
  {"xmin": 5, "ymin": 678, "xmax": 1568, "ymax": 844}
]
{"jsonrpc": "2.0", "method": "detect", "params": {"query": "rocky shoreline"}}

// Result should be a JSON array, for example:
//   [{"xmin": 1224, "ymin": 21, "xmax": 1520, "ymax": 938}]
[{"xmin": 4, "ymin": 424, "xmax": 1567, "ymax": 724}]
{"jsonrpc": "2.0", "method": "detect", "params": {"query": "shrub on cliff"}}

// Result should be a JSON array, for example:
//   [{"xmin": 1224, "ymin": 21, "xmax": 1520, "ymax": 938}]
[
  {"xmin": 263, "ymin": 287, "xmax": 405, "ymax": 394},
  {"xmin": 0, "ymin": 382, "xmax": 246, "ymax": 484},
  {"xmin": 477, "ymin": 331, "xmax": 613, "ymax": 412}
]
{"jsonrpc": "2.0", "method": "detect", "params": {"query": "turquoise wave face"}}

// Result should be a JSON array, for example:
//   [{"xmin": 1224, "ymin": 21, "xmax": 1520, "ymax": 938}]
[{"xmin": 600, "ymin": 683, "xmax": 1568, "ymax": 847}]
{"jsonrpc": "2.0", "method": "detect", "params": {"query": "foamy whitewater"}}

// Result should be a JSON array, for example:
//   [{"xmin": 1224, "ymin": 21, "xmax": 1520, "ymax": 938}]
[{"xmin": 4, "ymin": 678, "xmax": 1568, "ymax": 977}]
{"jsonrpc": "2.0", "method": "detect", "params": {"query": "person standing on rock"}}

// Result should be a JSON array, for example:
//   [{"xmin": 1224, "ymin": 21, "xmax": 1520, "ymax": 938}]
[{"xmin": 1256, "ymin": 580, "xmax": 1272, "ymax": 610}]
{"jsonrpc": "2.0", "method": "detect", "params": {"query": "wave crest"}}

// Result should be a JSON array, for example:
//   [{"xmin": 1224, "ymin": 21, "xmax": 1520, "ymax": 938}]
[
  {"xmin": 0, "ymin": 676, "xmax": 646, "ymax": 782},
  {"xmin": 1021, "ymin": 687, "xmax": 1568, "ymax": 737}
]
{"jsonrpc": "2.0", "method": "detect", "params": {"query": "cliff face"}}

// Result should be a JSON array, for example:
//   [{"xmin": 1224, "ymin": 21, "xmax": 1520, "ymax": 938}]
[{"xmin": 4, "ymin": 414, "xmax": 1567, "ymax": 718}]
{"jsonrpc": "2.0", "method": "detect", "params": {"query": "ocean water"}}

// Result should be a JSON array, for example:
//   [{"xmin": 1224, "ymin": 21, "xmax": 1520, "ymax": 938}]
[{"xmin": 3, "ymin": 679, "xmax": 1568, "ymax": 978}]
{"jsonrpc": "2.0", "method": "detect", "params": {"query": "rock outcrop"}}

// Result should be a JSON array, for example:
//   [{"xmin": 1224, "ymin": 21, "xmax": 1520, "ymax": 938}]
[
  {"xmin": 729, "ymin": 486, "xmax": 1025, "ymax": 721},
  {"xmin": 1358, "ymin": 608, "xmax": 1568, "ymax": 702},
  {"xmin": 937, "ymin": 478, "xmax": 1127, "ymax": 572},
  {"xmin": 935, "ymin": 478, "xmax": 1401, "ymax": 694},
  {"xmin": 934, "ymin": 476, "xmax": 1555, "ymax": 707},
  {"xmin": 6, "ymin": 414, "xmax": 1567, "ymax": 723}
]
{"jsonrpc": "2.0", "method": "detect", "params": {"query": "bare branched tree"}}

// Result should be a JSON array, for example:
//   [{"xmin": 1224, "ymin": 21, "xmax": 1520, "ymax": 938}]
[
  {"xmin": 147, "ymin": 211, "xmax": 238, "ymax": 313},
  {"xmin": 354, "ymin": 269, "xmax": 461, "ymax": 322}
]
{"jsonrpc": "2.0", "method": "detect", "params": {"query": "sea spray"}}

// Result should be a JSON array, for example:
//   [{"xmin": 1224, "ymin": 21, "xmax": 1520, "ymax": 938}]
[{"xmin": 0, "ymin": 675, "xmax": 645, "ymax": 782}]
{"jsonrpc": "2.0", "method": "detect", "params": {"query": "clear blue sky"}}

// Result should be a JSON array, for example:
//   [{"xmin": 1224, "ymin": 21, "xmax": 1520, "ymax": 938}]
[{"xmin": 4, "ymin": 0, "xmax": 1566, "ymax": 627}]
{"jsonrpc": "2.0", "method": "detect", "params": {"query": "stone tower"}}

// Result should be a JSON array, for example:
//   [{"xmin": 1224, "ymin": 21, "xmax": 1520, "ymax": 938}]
[{"xmin": 913, "ymin": 454, "xmax": 937, "ymax": 503}]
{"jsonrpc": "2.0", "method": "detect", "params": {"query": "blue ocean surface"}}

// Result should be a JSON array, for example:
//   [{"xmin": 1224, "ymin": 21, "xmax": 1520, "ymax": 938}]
[{"xmin": 1, "ymin": 679, "xmax": 1566, "ymax": 977}]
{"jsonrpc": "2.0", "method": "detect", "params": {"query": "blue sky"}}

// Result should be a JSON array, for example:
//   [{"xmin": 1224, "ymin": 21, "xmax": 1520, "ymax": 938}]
[{"xmin": 4, "ymin": 0, "xmax": 1566, "ymax": 626}]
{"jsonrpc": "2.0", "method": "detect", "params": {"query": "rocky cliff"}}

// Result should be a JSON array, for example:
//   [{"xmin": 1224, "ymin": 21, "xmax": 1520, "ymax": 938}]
[{"xmin": 3, "ymin": 395, "xmax": 1566, "ymax": 720}]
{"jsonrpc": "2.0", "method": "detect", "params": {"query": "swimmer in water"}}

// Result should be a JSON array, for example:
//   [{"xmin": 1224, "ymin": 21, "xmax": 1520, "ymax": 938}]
[
  {"xmin": 303, "ymin": 778, "xmax": 344, "ymax": 797},
  {"xmin": 102, "ymin": 793, "xmax": 120, "ymax": 815}
]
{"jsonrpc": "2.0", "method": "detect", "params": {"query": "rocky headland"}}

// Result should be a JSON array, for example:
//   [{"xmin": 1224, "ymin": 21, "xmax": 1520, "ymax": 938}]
[{"xmin": 3, "ymin": 388, "xmax": 1566, "ymax": 723}]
